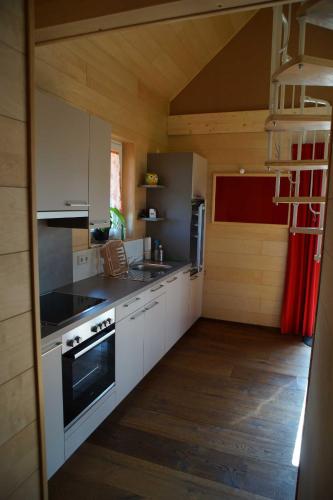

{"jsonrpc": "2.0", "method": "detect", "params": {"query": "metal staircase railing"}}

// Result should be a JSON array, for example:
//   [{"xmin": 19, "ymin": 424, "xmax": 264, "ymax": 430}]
[{"xmin": 266, "ymin": 2, "xmax": 333, "ymax": 260}]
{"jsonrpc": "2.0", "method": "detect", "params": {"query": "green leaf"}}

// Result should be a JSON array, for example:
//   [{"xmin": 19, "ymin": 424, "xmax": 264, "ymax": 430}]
[{"xmin": 110, "ymin": 207, "xmax": 126, "ymax": 228}]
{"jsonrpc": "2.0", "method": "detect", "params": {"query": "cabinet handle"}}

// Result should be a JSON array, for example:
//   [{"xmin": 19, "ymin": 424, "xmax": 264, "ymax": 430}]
[
  {"xmin": 42, "ymin": 342, "xmax": 62, "ymax": 355},
  {"xmin": 145, "ymin": 301, "xmax": 159, "ymax": 311},
  {"xmin": 123, "ymin": 297, "xmax": 141, "ymax": 307},
  {"xmin": 166, "ymin": 276, "xmax": 178, "ymax": 283},
  {"xmin": 190, "ymin": 275, "xmax": 199, "ymax": 280},
  {"xmin": 150, "ymin": 284, "xmax": 164, "ymax": 292},
  {"xmin": 65, "ymin": 201, "xmax": 90, "ymax": 207},
  {"xmin": 130, "ymin": 309, "xmax": 146, "ymax": 320}
]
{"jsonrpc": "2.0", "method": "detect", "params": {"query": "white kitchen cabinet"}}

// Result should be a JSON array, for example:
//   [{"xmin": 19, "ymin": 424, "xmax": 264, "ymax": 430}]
[
  {"xmin": 42, "ymin": 343, "xmax": 65, "ymax": 479},
  {"xmin": 89, "ymin": 115, "xmax": 112, "ymax": 229},
  {"xmin": 36, "ymin": 90, "xmax": 89, "ymax": 212},
  {"xmin": 143, "ymin": 293, "xmax": 166, "ymax": 375},
  {"xmin": 116, "ymin": 307, "xmax": 145, "ymax": 404},
  {"xmin": 189, "ymin": 271, "xmax": 204, "ymax": 326},
  {"xmin": 164, "ymin": 273, "xmax": 184, "ymax": 352},
  {"xmin": 178, "ymin": 269, "xmax": 192, "ymax": 334}
]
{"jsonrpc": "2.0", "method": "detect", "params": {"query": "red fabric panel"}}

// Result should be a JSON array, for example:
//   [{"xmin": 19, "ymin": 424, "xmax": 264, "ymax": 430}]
[
  {"xmin": 280, "ymin": 143, "xmax": 324, "ymax": 337},
  {"xmin": 214, "ymin": 176, "xmax": 289, "ymax": 224}
]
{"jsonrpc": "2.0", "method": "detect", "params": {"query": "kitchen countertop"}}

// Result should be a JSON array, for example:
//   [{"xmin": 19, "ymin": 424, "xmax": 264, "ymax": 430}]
[{"xmin": 41, "ymin": 260, "xmax": 191, "ymax": 349}]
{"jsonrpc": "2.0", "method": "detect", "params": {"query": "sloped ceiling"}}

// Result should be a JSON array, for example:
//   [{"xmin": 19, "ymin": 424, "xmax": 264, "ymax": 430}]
[
  {"xmin": 36, "ymin": 10, "xmax": 256, "ymax": 103},
  {"xmin": 89, "ymin": 10, "xmax": 256, "ymax": 100}
]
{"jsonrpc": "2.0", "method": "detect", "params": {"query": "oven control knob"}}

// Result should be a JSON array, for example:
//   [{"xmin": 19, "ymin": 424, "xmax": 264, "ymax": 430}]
[
  {"xmin": 106, "ymin": 318, "xmax": 112, "ymax": 326},
  {"xmin": 91, "ymin": 324, "xmax": 101, "ymax": 333},
  {"xmin": 74, "ymin": 336, "xmax": 82, "ymax": 344}
]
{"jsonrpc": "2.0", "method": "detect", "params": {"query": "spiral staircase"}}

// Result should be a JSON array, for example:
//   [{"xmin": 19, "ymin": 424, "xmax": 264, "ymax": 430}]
[{"xmin": 266, "ymin": 0, "xmax": 333, "ymax": 260}]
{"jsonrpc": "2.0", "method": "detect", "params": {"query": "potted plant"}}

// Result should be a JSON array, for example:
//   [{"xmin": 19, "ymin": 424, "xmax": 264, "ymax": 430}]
[
  {"xmin": 110, "ymin": 207, "xmax": 127, "ymax": 241},
  {"xmin": 92, "ymin": 226, "xmax": 110, "ymax": 242},
  {"xmin": 92, "ymin": 207, "xmax": 126, "ymax": 242}
]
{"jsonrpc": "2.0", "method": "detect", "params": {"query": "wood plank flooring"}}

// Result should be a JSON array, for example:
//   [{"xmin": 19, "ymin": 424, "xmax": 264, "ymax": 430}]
[{"xmin": 49, "ymin": 319, "xmax": 311, "ymax": 500}]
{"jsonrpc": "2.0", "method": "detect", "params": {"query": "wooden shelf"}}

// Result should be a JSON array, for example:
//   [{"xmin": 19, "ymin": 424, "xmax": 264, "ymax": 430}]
[
  {"xmin": 272, "ymin": 54, "xmax": 333, "ymax": 86},
  {"xmin": 140, "ymin": 217, "xmax": 165, "ymax": 221},
  {"xmin": 290, "ymin": 226, "xmax": 324, "ymax": 235},
  {"xmin": 298, "ymin": 0, "xmax": 333, "ymax": 31},
  {"xmin": 273, "ymin": 196, "xmax": 326, "ymax": 204},
  {"xmin": 265, "ymin": 160, "xmax": 329, "ymax": 171},
  {"xmin": 265, "ymin": 113, "xmax": 331, "ymax": 131},
  {"xmin": 139, "ymin": 185, "xmax": 165, "ymax": 189}
]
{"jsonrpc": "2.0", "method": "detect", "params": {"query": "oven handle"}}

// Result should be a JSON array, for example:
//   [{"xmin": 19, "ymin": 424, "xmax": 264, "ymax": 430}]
[{"xmin": 67, "ymin": 329, "xmax": 115, "ymax": 360}]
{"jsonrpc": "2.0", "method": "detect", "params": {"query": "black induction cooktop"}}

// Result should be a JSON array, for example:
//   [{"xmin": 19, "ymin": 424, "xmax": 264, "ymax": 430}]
[{"xmin": 40, "ymin": 292, "xmax": 105, "ymax": 327}]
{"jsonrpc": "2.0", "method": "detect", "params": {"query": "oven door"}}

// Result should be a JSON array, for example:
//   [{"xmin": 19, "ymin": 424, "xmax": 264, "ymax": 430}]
[{"xmin": 62, "ymin": 325, "xmax": 115, "ymax": 427}]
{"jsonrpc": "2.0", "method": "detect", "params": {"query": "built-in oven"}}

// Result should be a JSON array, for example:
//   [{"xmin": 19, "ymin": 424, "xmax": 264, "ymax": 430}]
[{"xmin": 62, "ymin": 310, "xmax": 115, "ymax": 428}]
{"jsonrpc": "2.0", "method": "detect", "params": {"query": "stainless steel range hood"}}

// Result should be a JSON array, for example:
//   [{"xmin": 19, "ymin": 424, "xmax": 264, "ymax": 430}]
[{"xmin": 37, "ymin": 210, "xmax": 89, "ymax": 228}]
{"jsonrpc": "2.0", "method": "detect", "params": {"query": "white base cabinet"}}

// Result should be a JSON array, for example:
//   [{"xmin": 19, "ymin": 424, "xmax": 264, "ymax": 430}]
[
  {"xmin": 116, "ymin": 308, "xmax": 145, "ymax": 404},
  {"xmin": 115, "ymin": 267, "xmax": 200, "ymax": 405},
  {"xmin": 189, "ymin": 271, "xmax": 204, "ymax": 326},
  {"xmin": 143, "ymin": 294, "xmax": 166, "ymax": 375},
  {"xmin": 164, "ymin": 271, "xmax": 190, "ymax": 351},
  {"xmin": 42, "ymin": 343, "xmax": 65, "ymax": 479}
]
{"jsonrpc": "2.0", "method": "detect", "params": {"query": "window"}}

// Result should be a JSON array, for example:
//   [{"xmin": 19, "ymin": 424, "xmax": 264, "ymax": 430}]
[{"xmin": 110, "ymin": 140, "xmax": 122, "ymax": 211}]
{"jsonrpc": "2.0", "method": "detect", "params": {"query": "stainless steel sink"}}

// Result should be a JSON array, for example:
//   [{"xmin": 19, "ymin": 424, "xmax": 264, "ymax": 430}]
[{"xmin": 130, "ymin": 263, "xmax": 172, "ymax": 271}]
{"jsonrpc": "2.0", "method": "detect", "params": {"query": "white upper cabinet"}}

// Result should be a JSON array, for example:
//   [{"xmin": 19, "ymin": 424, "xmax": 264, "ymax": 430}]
[
  {"xmin": 36, "ymin": 90, "xmax": 89, "ymax": 212},
  {"xmin": 89, "ymin": 115, "xmax": 112, "ymax": 229}
]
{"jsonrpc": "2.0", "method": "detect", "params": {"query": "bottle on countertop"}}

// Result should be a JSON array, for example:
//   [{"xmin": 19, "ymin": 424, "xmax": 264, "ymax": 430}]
[
  {"xmin": 158, "ymin": 244, "xmax": 164, "ymax": 262},
  {"xmin": 153, "ymin": 240, "xmax": 160, "ymax": 261}
]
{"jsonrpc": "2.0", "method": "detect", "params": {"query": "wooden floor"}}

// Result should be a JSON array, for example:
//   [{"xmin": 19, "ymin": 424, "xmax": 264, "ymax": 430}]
[{"xmin": 49, "ymin": 319, "xmax": 311, "ymax": 500}]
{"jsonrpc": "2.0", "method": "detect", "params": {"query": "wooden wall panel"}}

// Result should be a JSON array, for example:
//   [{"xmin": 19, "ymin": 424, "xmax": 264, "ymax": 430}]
[
  {"xmin": 0, "ymin": 188, "xmax": 29, "ymax": 255},
  {"xmin": 0, "ymin": 1, "xmax": 42, "ymax": 498},
  {"xmin": 170, "ymin": 8, "xmax": 333, "ymax": 115},
  {"xmin": 0, "ymin": 115, "xmax": 27, "ymax": 188},
  {"xmin": 0, "ymin": 312, "xmax": 34, "ymax": 386},
  {"xmin": 0, "ymin": 422, "xmax": 39, "ymax": 499},
  {"xmin": 168, "ymin": 113, "xmax": 289, "ymax": 327}
]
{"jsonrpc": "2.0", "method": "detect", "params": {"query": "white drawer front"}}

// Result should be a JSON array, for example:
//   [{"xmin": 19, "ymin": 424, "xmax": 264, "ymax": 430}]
[{"xmin": 116, "ymin": 290, "xmax": 148, "ymax": 322}]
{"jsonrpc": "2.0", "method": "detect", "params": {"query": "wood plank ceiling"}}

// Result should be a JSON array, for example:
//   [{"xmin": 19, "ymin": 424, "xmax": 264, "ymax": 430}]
[{"xmin": 37, "ymin": 10, "xmax": 256, "ymax": 102}]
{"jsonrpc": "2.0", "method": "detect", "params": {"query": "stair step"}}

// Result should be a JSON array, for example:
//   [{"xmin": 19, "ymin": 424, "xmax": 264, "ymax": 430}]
[
  {"xmin": 290, "ymin": 226, "xmax": 324, "ymax": 235},
  {"xmin": 265, "ymin": 113, "xmax": 331, "ymax": 131},
  {"xmin": 272, "ymin": 54, "xmax": 333, "ymax": 86},
  {"xmin": 273, "ymin": 196, "xmax": 326, "ymax": 204},
  {"xmin": 265, "ymin": 160, "xmax": 329, "ymax": 171},
  {"xmin": 298, "ymin": 0, "xmax": 333, "ymax": 31}
]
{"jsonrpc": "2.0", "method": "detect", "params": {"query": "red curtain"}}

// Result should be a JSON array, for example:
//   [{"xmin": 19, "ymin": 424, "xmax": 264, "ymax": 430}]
[{"xmin": 280, "ymin": 143, "xmax": 325, "ymax": 336}]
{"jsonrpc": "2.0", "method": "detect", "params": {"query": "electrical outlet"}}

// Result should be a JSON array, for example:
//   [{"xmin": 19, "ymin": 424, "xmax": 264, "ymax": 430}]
[{"xmin": 77, "ymin": 255, "xmax": 89, "ymax": 266}]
